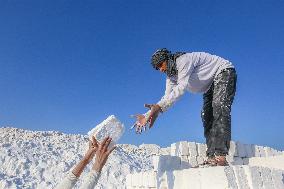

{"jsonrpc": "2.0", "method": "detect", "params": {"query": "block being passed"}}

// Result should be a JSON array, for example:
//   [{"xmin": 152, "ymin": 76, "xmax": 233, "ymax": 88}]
[{"xmin": 88, "ymin": 115, "xmax": 125, "ymax": 148}]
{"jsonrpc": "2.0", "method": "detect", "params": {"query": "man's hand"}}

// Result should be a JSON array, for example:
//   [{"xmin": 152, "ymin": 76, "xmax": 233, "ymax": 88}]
[
  {"xmin": 92, "ymin": 137, "xmax": 116, "ymax": 172},
  {"xmin": 144, "ymin": 104, "xmax": 162, "ymax": 128},
  {"xmin": 84, "ymin": 136, "xmax": 99, "ymax": 162},
  {"xmin": 131, "ymin": 104, "xmax": 162, "ymax": 134}
]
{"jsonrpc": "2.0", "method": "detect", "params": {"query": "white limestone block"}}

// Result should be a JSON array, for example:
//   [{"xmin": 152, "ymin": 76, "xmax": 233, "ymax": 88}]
[
  {"xmin": 227, "ymin": 156, "xmax": 243, "ymax": 165},
  {"xmin": 264, "ymin": 146, "xmax": 274, "ymax": 157},
  {"xmin": 131, "ymin": 173, "xmax": 138, "ymax": 187},
  {"xmin": 200, "ymin": 166, "xmax": 237, "ymax": 189},
  {"xmin": 271, "ymin": 169, "xmax": 284, "ymax": 189},
  {"xmin": 180, "ymin": 155, "xmax": 190, "ymax": 169},
  {"xmin": 261, "ymin": 167, "xmax": 275, "ymax": 189},
  {"xmin": 237, "ymin": 141, "xmax": 247, "ymax": 158},
  {"xmin": 152, "ymin": 155, "xmax": 181, "ymax": 173},
  {"xmin": 160, "ymin": 147, "xmax": 171, "ymax": 156},
  {"xmin": 178, "ymin": 141, "xmax": 189, "ymax": 156},
  {"xmin": 138, "ymin": 172, "xmax": 143, "ymax": 188},
  {"xmin": 248, "ymin": 155, "xmax": 284, "ymax": 170},
  {"xmin": 196, "ymin": 156, "xmax": 204, "ymax": 165},
  {"xmin": 229, "ymin": 141, "xmax": 238, "ymax": 157},
  {"xmin": 172, "ymin": 170, "xmax": 184, "ymax": 189},
  {"xmin": 253, "ymin": 145, "xmax": 262, "ymax": 157},
  {"xmin": 242, "ymin": 158, "xmax": 249, "ymax": 165},
  {"xmin": 171, "ymin": 143, "xmax": 178, "ymax": 156},
  {"xmin": 233, "ymin": 166, "xmax": 250, "ymax": 189},
  {"xmin": 197, "ymin": 143, "xmax": 207, "ymax": 157},
  {"xmin": 126, "ymin": 174, "xmax": 132, "ymax": 187},
  {"xmin": 180, "ymin": 168, "xmax": 201, "ymax": 189},
  {"xmin": 271, "ymin": 148, "xmax": 278, "ymax": 156},
  {"xmin": 188, "ymin": 156, "xmax": 198, "ymax": 167},
  {"xmin": 88, "ymin": 115, "xmax": 124, "ymax": 149},
  {"xmin": 142, "ymin": 172, "xmax": 148, "ymax": 187},
  {"xmin": 158, "ymin": 172, "xmax": 169, "ymax": 189},
  {"xmin": 188, "ymin": 142, "xmax": 198, "ymax": 157},
  {"xmin": 224, "ymin": 166, "xmax": 239, "ymax": 189},
  {"xmin": 244, "ymin": 144, "xmax": 253, "ymax": 158},
  {"xmin": 258, "ymin": 146, "xmax": 266, "ymax": 157},
  {"xmin": 243, "ymin": 166, "xmax": 263, "ymax": 189},
  {"xmin": 147, "ymin": 171, "xmax": 157, "ymax": 188}
]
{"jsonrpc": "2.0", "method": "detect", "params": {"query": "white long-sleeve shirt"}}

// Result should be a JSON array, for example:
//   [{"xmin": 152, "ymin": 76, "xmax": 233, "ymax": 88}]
[
  {"xmin": 54, "ymin": 170, "xmax": 100, "ymax": 189},
  {"xmin": 147, "ymin": 52, "xmax": 234, "ymax": 114}
]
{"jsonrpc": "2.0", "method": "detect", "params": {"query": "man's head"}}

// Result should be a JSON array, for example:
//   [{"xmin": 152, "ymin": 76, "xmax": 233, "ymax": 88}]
[{"xmin": 151, "ymin": 48, "xmax": 171, "ymax": 72}]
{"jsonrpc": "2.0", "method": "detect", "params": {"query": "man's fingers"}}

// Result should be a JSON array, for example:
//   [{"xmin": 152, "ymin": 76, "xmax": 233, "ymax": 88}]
[
  {"xmin": 103, "ymin": 138, "xmax": 112, "ymax": 150},
  {"xmin": 130, "ymin": 123, "xmax": 137, "ymax": 130},
  {"xmin": 101, "ymin": 137, "xmax": 110, "ymax": 149},
  {"xmin": 92, "ymin": 136, "xmax": 98, "ymax": 146}
]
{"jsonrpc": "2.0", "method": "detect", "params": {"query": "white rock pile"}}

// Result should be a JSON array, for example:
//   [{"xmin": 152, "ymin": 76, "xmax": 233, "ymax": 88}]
[
  {"xmin": 127, "ymin": 141, "xmax": 284, "ymax": 189},
  {"xmin": 1, "ymin": 126, "xmax": 284, "ymax": 189}
]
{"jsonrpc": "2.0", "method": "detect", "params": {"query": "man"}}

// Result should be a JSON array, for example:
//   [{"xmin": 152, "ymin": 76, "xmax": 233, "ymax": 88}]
[{"xmin": 133, "ymin": 48, "xmax": 237, "ymax": 166}]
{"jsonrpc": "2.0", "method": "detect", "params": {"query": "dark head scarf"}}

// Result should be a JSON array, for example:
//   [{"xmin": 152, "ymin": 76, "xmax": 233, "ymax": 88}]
[{"xmin": 151, "ymin": 48, "xmax": 186, "ymax": 77}]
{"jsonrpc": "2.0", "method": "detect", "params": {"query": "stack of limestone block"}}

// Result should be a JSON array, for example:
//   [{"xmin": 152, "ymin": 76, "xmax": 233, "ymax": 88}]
[{"xmin": 126, "ymin": 141, "xmax": 284, "ymax": 189}]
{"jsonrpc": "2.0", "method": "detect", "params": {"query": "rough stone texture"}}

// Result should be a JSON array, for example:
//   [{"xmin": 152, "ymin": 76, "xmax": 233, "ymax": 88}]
[
  {"xmin": 247, "ymin": 156, "xmax": 284, "ymax": 170},
  {"xmin": 271, "ymin": 169, "xmax": 284, "ymax": 189},
  {"xmin": 229, "ymin": 141, "xmax": 238, "ymax": 157},
  {"xmin": 178, "ymin": 141, "xmax": 189, "ymax": 156},
  {"xmin": 188, "ymin": 142, "xmax": 198, "ymax": 157},
  {"xmin": 233, "ymin": 166, "xmax": 250, "ymax": 189},
  {"xmin": 237, "ymin": 142, "xmax": 247, "ymax": 158},
  {"xmin": 152, "ymin": 155, "xmax": 181, "ymax": 173},
  {"xmin": 244, "ymin": 144, "xmax": 254, "ymax": 158},
  {"xmin": 261, "ymin": 167, "xmax": 275, "ymax": 189},
  {"xmin": 197, "ymin": 143, "xmax": 207, "ymax": 157}
]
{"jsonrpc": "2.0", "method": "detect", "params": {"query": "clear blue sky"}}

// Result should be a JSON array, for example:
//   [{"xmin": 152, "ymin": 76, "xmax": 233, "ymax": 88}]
[{"xmin": 1, "ymin": 0, "xmax": 284, "ymax": 150}]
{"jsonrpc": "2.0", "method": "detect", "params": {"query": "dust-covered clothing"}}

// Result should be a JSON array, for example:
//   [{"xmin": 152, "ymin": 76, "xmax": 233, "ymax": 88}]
[
  {"xmin": 201, "ymin": 68, "xmax": 237, "ymax": 156},
  {"xmin": 156, "ymin": 52, "xmax": 234, "ymax": 112},
  {"xmin": 54, "ymin": 170, "xmax": 100, "ymax": 189}
]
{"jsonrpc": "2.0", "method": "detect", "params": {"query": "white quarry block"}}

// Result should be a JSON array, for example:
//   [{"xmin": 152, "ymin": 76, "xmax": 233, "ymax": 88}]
[
  {"xmin": 196, "ymin": 156, "xmax": 204, "ymax": 165},
  {"xmin": 147, "ymin": 171, "xmax": 157, "ymax": 188},
  {"xmin": 131, "ymin": 173, "xmax": 138, "ymax": 187},
  {"xmin": 126, "ymin": 174, "xmax": 132, "ymax": 187},
  {"xmin": 258, "ymin": 146, "xmax": 266, "ymax": 157},
  {"xmin": 271, "ymin": 148, "xmax": 279, "ymax": 156},
  {"xmin": 152, "ymin": 155, "xmax": 181, "ymax": 173},
  {"xmin": 233, "ymin": 166, "xmax": 250, "ymax": 189},
  {"xmin": 247, "ymin": 155, "xmax": 284, "ymax": 170},
  {"xmin": 179, "ymin": 168, "xmax": 201, "ymax": 189},
  {"xmin": 243, "ymin": 166, "xmax": 263, "ymax": 189},
  {"xmin": 138, "ymin": 172, "xmax": 143, "ymax": 187},
  {"xmin": 188, "ymin": 156, "xmax": 198, "ymax": 167},
  {"xmin": 188, "ymin": 142, "xmax": 198, "ymax": 157},
  {"xmin": 261, "ymin": 167, "xmax": 275, "ymax": 189},
  {"xmin": 160, "ymin": 147, "xmax": 171, "ymax": 155},
  {"xmin": 158, "ymin": 172, "xmax": 169, "ymax": 189},
  {"xmin": 227, "ymin": 156, "xmax": 243, "ymax": 165},
  {"xmin": 229, "ymin": 141, "xmax": 238, "ymax": 157},
  {"xmin": 88, "ymin": 115, "xmax": 124, "ymax": 148},
  {"xmin": 171, "ymin": 143, "xmax": 178, "ymax": 156},
  {"xmin": 178, "ymin": 141, "xmax": 189, "ymax": 156},
  {"xmin": 264, "ymin": 146, "xmax": 274, "ymax": 157},
  {"xmin": 253, "ymin": 145, "xmax": 261, "ymax": 157},
  {"xmin": 197, "ymin": 143, "xmax": 207, "ymax": 157},
  {"xmin": 237, "ymin": 141, "xmax": 247, "ymax": 158},
  {"xmin": 200, "ymin": 166, "xmax": 237, "ymax": 189},
  {"xmin": 271, "ymin": 169, "xmax": 284, "ymax": 189},
  {"xmin": 242, "ymin": 158, "xmax": 249, "ymax": 165},
  {"xmin": 254, "ymin": 145, "xmax": 266, "ymax": 157},
  {"xmin": 244, "ymin": 144, "xmax": 254, "ymax": 158},
  {"xmin": 180, "ymin": 155, "xmax": 190, "ymax": 169},
  {"xmin": 172, "ymin": 170, "xmax": 184, "ymax": 189},
  {"xmin": 142, "ymin": 172, "xmax": 148, "ymax": 187}
]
